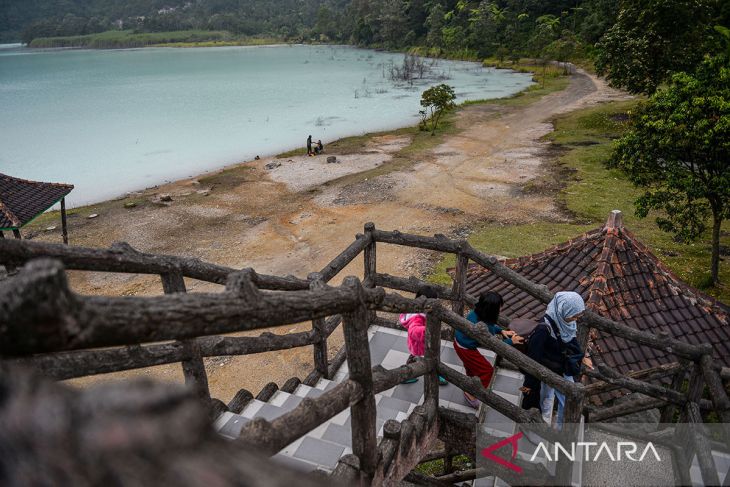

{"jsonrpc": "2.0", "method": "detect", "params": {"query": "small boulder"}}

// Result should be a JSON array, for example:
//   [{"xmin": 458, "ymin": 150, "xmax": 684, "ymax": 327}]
[
  {"xmin": 45, "ymin": 225, "xmax": 57, "ymax": 231},
  {"xmin": 327, "ymin": 156, "xmax": 338, "ymax": 164},
  {"xmin": 88, "ymin": 214, "xmax": 98, "ymax": 219},
  {"xmin": 124, "ymin": 202, "xmax": 137, "ymax": 209},
  {"xmin": 159, "ymin": 194, "xmax": 173, "ymax": 202}
]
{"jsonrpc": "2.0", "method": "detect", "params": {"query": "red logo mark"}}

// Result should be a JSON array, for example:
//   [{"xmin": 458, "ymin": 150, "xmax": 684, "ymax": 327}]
[{"xmin": 480, "ymin": 431, "xmax": 523, "ymax": 474}]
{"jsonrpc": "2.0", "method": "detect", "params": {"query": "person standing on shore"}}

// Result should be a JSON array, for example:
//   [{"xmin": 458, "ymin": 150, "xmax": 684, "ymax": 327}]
[{"xmin": 306, "ymin": 135, "xmax": 313, "ymax": 156}]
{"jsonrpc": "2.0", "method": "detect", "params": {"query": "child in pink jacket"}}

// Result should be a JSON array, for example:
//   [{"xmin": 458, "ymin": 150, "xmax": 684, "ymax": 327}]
[{"xmin": 399, "ymin": 289, "xmax": 447, "ymax": 385}]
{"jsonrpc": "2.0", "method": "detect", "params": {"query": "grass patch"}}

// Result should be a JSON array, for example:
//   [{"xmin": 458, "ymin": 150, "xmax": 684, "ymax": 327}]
[
  {"xmin": 428, "ymin": 99, "xmax": 730, "ymax": 303},
  {"xmin": 29, "ymin": 30, "xmax": 233, "ymax": 49},
  {"xmin": 154, "ymin": 37, "xmax": 283, "ymax": 48},
  {"xmin": 407, "ymin": 46, "xmax": 481, "ymax": 61},
  {"xmin": 198, "ymin": 165, "xmax": 256, "ymax": 191},
  {"xmin": 415, "ymin": 454, "xmax": 474, "ymax": 476},
  {"xmin": 482, "ymin": 60, "xmax": 570, "ymax": 107}
]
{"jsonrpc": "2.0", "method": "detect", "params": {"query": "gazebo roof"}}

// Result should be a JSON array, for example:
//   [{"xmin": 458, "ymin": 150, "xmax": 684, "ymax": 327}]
[
  {"xmin": 0, "ymin": 173, "xmax": 74, "ymax": 231},
  {"xmin": 462, "ymin": 211, "xmax": 730, "ymax": 376}
]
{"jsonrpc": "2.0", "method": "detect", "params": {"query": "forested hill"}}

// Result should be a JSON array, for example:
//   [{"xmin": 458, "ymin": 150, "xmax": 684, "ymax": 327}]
[
  {"xmin": 0, "ymin": 0, "xmax": 349, "ymax": 44},
  {"xmin": 4, "ymin": 0, "xmax": 729, "ymax": 63},
  {"xmin": 2, "ymin": 0, "xmax": 618, "ymax": 46}
]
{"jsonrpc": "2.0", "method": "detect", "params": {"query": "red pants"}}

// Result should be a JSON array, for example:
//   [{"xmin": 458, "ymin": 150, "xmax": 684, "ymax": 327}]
[{"xmin": 453, "ymin": 340, "xmax": 494, "ymax": 388}]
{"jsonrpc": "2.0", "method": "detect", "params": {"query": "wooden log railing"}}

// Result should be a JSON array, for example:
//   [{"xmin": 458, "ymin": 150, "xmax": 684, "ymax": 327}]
[
  {"xmin": 0, "ymin": 237, "xmax": 310, "ymax": 289},
  {"xmin": 2, "ymin": 222, "xmax": 728, "ymax": 486}
]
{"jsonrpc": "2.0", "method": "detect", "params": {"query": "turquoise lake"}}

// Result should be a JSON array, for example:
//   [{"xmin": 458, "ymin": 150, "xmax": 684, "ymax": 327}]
[{"xmin": 0, "ymin": 44, "xmax": 534, "ymax": 206}]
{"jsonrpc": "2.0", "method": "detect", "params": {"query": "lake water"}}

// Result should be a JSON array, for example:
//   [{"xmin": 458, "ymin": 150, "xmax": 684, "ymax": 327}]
[{"xmin": 0, "ymin": 44, "xmax": 533, "ymax": 206}]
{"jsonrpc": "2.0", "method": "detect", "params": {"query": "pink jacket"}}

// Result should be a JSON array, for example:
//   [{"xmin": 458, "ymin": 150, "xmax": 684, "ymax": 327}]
[{"xmin": 399, "ymin": 313, "xmax": 426, "ymax": 356}]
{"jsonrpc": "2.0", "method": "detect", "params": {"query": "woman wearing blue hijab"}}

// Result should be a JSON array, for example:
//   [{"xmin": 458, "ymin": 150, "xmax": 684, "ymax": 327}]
[{"xmin": 520, "ymin": 291, "xmax": 593, "ymax": 427}]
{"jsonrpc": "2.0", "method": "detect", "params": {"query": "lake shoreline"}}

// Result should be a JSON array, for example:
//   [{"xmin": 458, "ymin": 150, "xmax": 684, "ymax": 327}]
[
  {"xmin": 41, "ymin": 67, "xmax": 632, "ymax": 400},
  {"xmin": 2, "ymin": 44, "xmax": 535, "ymax": 207}
]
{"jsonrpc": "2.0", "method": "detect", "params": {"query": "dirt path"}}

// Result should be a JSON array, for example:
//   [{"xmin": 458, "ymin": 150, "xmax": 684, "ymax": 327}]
[{"xmin": 32, "ymin": 69, "xmax": 629, "ymax": 400}]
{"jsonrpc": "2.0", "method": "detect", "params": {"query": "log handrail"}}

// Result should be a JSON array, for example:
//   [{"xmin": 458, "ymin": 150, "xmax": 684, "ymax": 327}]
[
  {"xmin": 9, "ymin": 330, "xmax": 320, "ymax": 380},
  {"xmin": 0, "ymin": 259, "xmax": 386, "ymax": 356},
  {"xmin": 584, "ymin": 361, "xmax": 682, "ymax": 396},
  {"xmin": 370, "ymin": 227, "xmax": 708, "ymax": 359},
  {"xmin": 0, "ymin": 237, "xmax": 310, "ymax": 289},
  {"xmin": 2, "ymin": 223, "xmax": 726, "ymax": 486}
]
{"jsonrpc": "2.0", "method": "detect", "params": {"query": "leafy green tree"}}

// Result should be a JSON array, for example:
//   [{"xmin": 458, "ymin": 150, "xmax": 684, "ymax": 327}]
[
  {"xmin": 595, "ymin": 0, "xmax": 714, "ymax": 94},
  {"xmin": 608, "ymin": 56, "xmax": 730, "ymax": 285},
  {"xmin": 378, "ymin": 0, "xmax": 407, "ymax": 47},
  {"xmin": 544, "ymin": 31, "xmax": 583, "ymax": 73},
  {"xmin": 426, "ymin": 3, "xmax": 445, "ymax": 47},
  {"xmin": 420, "ymin": 84, "xmax": 456, "ymax": 135}
]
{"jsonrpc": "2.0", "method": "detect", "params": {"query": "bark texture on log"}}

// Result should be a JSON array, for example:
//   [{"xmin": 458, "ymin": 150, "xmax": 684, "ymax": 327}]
[
  {"xmin": 585, "ymin": 362, "xmax": 682, "ymax": 396},
  {"xmin": 451, "ymin": 252, "xmax": 469, "ymax": 317},
  {"xmin": 685, "ymin": 402, "xmax": 721, "ymax": 487},
  {"xmin": 0, "ymin": 365, "xmax": 333, "ymax": 487},
  {"xmin": 0, "ymin": 259, "xmax": 388, "ymax": 356},
  {"xmin": 341, "ymin": 277, "xmax": 378, "ymax": 482},
  {"xmin": 378, "ymin": 406, "xmax": 440, "ymax": 485},
  {"xmin": 161, "ymin": 271, "xmax": 210, "ymax": 401},
  {"xmin": 318, "ymin": 234, "xmax": 370, "ymax": 282},
  {"xmin": 0, "ymin": 238, "xmax": 309, "ymax": 289},
  {"xmin": 9, "ymin": 330, "xmax": 319, "ymax": 381},
  {"xmin": 587, "ymin": 358, "xmax": 686, "ymax": 406}
]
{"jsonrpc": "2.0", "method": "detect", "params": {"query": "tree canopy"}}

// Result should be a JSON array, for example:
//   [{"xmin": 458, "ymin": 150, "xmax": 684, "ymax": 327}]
[
  {"xmin": 608, "ymin": 55, "xmax": 730, "ymax": 284},
  {"xmin": 594, "ymin": 0, "xmax": 720, "ymax": 94}
]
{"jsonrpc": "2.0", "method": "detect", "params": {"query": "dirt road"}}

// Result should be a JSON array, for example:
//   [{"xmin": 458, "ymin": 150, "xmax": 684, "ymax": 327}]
[{"xmin": 32, "ymin": 69, "xmax": 628, "ymax": 400}]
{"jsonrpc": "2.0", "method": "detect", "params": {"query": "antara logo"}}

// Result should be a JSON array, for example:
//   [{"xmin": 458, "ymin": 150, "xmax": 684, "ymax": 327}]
[
  {"xmin": 530, "ymin": 441, "xmax": 662, "ymax": 462},
  {"xmin": 480, "ymin": 432, "xmax": 524, "ymax": 473},
  {"xmin": 480, "ymin": 432, "xmax": 662, "ymax": 474}
]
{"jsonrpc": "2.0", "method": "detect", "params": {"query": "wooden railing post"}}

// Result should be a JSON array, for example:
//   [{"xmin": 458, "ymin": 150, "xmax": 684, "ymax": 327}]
[
  {"xmin": 363, "ymin": 223, "xmax": 377, "ymax": 287},
  {"xmin": 161, "ymin": 270, "xmax": 210, "ymax": 401},
  {"xmin": 451, "ymin": 249, "xmax": 468, "ymax": 317},
  {"xmin": 686, "ymin": 402, "xmax": 721, "ymax": 486},
  {"xmin": 308, "ymin": 272, "xmax": 329, "ymax": 378},
  {"xmin": 60, "ymin": 197, "xmax": 69, "ymax": 245},
  {"xmin": 424, "ymin": 313, "xmax": 441, "ymax": 422},
  {"xmin": 660, "ymin": 359, "xmax": 688, "ymax": 423},
  {"xmin": 556, "ymin": 383, "xmax": 585, "ymax": 485},
  {"xmin": 680, "ymin": 362, "xmax": 704, "ymax": 422},
  {"xmin": 363, "ymin": 223, "xmax": 379, "ymax": 331},
  {"xmin": 341, "ymin": 276, "xmax": 377, "ymax": 484}
]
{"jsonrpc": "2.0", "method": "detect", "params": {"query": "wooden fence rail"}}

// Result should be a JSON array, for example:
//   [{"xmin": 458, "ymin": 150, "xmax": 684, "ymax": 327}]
[{"xmin": 1, "ymin": 221, "xmax": 727, "ymax": 487}]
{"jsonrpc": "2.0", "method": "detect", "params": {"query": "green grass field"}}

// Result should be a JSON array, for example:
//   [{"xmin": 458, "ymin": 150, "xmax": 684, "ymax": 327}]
[
  {"xmin": 29, "ymin": 30, "xmax": 234, "ymax": 49},
  {"xmin": 429, "ymin": 100, "xmax": 729, "ymax": 303}
]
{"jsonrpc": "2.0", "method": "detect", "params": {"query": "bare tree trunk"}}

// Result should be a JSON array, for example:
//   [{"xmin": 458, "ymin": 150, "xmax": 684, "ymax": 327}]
[{"xmin": 711, "ymin": 210, "xmax": 722, "ymax": 285}]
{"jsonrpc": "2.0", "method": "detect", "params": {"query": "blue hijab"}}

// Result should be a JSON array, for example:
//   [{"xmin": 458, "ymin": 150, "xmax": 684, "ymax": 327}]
[{"xmin": 545, "ymin": 291, "xmax": 585, "ymax": 342}]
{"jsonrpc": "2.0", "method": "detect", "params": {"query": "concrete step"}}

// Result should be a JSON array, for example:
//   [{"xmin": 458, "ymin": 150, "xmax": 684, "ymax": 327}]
[{"xmin": 214, "ymin": 324, "xmax": 526, "ymax": 475}]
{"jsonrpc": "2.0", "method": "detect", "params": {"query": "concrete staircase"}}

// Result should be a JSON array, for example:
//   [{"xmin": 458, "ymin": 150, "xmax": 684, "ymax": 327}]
[
  {"xmin": 214, "ymin": 323, "xmax": 724, "ymax": 485},
  {"xmin": 213, "ymin": 324, "xmax": 531, "ymax": 478}
]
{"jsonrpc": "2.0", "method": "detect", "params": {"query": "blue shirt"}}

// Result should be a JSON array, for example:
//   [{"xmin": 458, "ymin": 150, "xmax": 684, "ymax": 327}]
[{"xmin": 455, "ymin": 310, "xmax": 513, "ymax": 349}]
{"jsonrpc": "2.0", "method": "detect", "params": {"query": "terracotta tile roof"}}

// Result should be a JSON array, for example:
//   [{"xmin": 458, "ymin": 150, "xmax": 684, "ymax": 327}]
[
  {"xmin": 462, "ymin": 211, "xmax": 730, "ymax": 400},
  {"xmin": 0, "ymin": 173, "xmax": 73, "ymax": 230}
]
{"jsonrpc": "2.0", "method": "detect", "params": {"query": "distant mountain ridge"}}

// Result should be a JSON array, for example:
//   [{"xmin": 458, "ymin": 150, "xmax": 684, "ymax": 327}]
[{"xmin": 0, "ymin": 0, "xmax": 348, "ymax": 43}]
